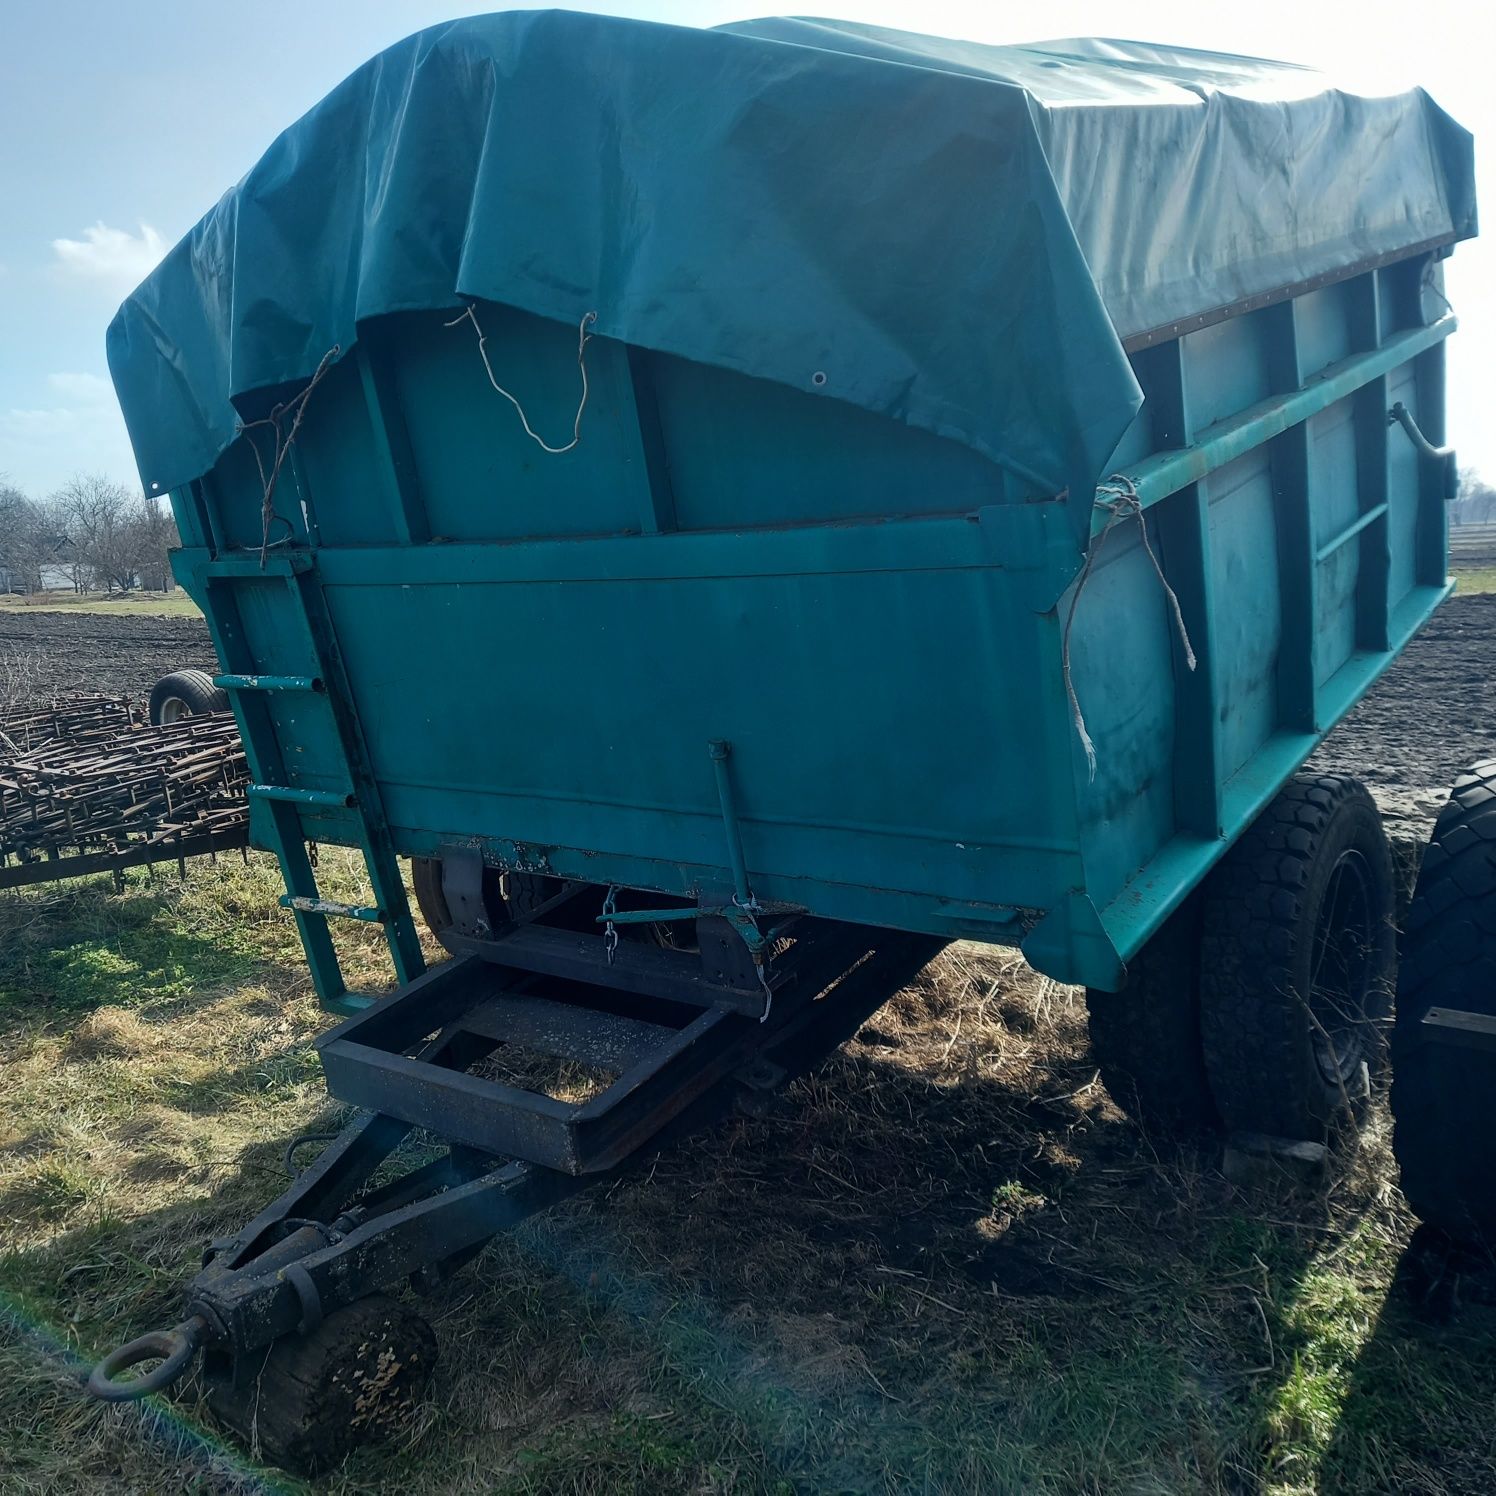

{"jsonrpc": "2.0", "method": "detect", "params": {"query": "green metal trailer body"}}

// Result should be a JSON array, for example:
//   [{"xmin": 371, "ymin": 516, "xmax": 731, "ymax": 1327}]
[{"xmin": 107, "ymin": 12, "xmax": 1476, "ymax": 999}]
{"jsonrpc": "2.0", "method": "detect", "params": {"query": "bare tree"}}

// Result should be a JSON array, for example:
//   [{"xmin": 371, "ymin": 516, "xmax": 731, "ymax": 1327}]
[
  {"xmin": 49, "ymin": 474, "xmax": 177, "ymax": 593},
  {"xmin": 123, "ymin": 500, "xmax": 180, "ymax": 591},
  {"xmin": 1451, "ymin": 468, "xmax": 1496, "ymax": 526},
  {"xmin": 0, "ymin": 478, "xmax": 49, "ymax": 594}
]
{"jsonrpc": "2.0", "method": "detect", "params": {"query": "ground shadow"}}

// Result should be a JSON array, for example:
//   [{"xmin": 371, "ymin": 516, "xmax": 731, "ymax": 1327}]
[
  {"xmin": 5, "ymin": 984, "xmax": 1462, "ymax": 1493},
  {"xmin": 1319, "ymin": 1230, "xmax": 1496, "ymax": 1494},
  {"xmin": 0, "ymin": 1034, "xmax": 1337, "ymax": 1492}
]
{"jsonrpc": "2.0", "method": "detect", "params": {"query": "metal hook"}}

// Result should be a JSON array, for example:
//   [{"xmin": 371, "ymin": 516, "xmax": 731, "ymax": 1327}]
[{"xmin": 87, "ymin": 1314, "xmax": 209, "ymax": 1403}]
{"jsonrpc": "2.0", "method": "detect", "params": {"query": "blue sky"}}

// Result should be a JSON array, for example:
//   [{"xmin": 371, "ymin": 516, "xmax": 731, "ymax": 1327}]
[{"xmin": 1, "ymin": 0, "xmax": 1490, "ymax": 497}]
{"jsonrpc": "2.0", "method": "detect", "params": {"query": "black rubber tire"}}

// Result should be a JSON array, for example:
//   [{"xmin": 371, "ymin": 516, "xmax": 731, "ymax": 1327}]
[
  {"xmin": 205, "ymin": 1294, "xmax": 436, "ymax": 1475},
  {"xmin": 148, "ymin": 668, "xmax": 228, "ymax": 725},
  {"xmin": 1199, "ymin": 774, "xmax": 1396, "ymax": 1142},
  {"xmin": 1392, "ymin": 759, "xmax": 1496, "ymax": 1241},
  {"xmin": 1086, "ymin": 894, "xmax": 1218, "ymax": 1133}
]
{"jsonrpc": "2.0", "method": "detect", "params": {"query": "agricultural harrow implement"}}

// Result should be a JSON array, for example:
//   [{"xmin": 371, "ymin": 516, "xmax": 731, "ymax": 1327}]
[{"xmin": 0, "ymin": 688, "xmax": 248, "ymax": 891}]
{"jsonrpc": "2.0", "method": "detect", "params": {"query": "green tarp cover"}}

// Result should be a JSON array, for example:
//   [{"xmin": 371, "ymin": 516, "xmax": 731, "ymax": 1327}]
[{"xmin": 108, "ymin": 9, "xmax": 1475, "ymax": 505}]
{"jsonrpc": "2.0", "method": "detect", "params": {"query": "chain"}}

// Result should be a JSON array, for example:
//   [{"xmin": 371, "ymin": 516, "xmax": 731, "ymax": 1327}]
[{"xmin": 602, "ymin": 884, "xmax": 619, "ymax": 966}]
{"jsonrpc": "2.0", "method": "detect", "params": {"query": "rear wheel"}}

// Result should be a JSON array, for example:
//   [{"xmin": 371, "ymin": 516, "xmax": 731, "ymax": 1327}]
[
  {"xmin": 1199, "ymin": 774, "xmax": 1396, "ymax": 1142},
  {"xmin": 1392, "ymin": 760, "xmax": 1496, "ymax": 1241},
  {"xmin": 1086, "ymin": 894, "xmax": 1217, "ymax": 1133}
]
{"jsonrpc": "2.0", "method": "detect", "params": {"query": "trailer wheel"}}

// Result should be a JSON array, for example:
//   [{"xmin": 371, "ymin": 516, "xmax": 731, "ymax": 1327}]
[
  {"xmin": 148, "ymin": 668, "xmax": 228, "ymax": 725},
  {"xmin": 1392, "ymin": 760, "xmax": 1496, "ymax": 1241},
  {"xmin": 1085, "ymin": 894, "xmax": 1218, "ymax": 1133},
  {"xmin": 1199, "ymin": 774, "xmax": 1396, "ymax": 1142},
  {"xmin": 205, "ymin": 1294, "xmax": 436, "ymax": 1475}
]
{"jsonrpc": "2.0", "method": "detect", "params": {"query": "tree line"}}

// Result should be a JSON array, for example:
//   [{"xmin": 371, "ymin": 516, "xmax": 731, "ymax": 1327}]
[
  {"xmin": 0, "ymin": 474, "xmax": 179, "ymax": 594},
  {"xmin": 1452, "ymin": 468, "xmax": 1496, "ymax": 526}
]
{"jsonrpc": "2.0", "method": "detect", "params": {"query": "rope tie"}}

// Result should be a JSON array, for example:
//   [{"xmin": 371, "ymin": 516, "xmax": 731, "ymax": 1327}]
[
  {"xmin": 446, "ymin": 304, "xmax": 598, "ymax": 455},
  {"xmin": 237, "ymin": 345, "xmax": 340, "ymax": 567},
  {"xmin": 1062, "ymin": 475, "xmax": 1197, "ymax": 781}
]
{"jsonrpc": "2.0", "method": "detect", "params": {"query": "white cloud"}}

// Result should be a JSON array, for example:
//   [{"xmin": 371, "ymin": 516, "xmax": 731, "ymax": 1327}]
[
  {"xmin": 0, "ymin": 371, "xmax": 139, "ymax": 495},
  {"xmin": 46, "ymin": 371, "xmax": 115, "ymax": 402},
  {"xmin": 50, "ymin": 222, "xmax": 167, "ymax": 285}
]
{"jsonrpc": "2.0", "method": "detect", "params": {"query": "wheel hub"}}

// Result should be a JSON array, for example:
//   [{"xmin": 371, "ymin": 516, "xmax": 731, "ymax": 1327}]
[{"xmin": 1308, "ymin": 847, "xmax": 1376, "ymax": 1088}]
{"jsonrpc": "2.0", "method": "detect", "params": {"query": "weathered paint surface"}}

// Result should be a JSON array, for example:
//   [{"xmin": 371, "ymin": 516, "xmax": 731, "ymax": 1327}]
[{"xmin": 172, "ymin": 252, "xmax": 1458, "ymax": 991}]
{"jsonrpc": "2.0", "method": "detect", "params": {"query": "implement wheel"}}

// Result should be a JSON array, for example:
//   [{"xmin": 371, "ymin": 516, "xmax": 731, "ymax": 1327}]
[
  {"xmin": 148, "ymin": 668, "xmax": 228, "ymax": 725},
  {"xmin": 1393, "ymin": 760, "xmax": 1496, "ymax": 1241},
  {"xmin": 205, "ymin": 1295, "xmax": 436, "ymax": 1475},
  {"xmin": 1199, "ymin": 774, "xmax": 1396, "ymax": 1142},
  {"xmin": 1086, "ymin": 894, "xmax": 1218, "ymax": 1134}
]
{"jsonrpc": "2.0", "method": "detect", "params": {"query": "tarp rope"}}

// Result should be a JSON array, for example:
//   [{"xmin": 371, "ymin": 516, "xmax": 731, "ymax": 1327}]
[
  {"xmin": 446, "ymin": 304, "xmax": 599, "ymax": 455},
  {"xmin": 237, "ymin": 345, "xmax": 340, "ymax": 567},
  {"xmin": 1063, "ymin": 475, "xmax": 1197, "ymax": 780}
]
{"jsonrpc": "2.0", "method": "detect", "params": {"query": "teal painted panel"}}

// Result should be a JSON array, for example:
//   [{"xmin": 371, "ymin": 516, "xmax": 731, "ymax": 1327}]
[
  {"xmin": 1065, "ymin": 522, "xmax": 1178, "ymax": 908},
  {"xmin": 288, "ymin": 355, "xmax": 400, "ymax": 548},
  {"xmin": 1379, "ymin": 257, "xmax": 1427, "ymax": 339},
  {"xmin": 204, "ymin": 438, "xmax": 306, "ymax": 553},
  {"xmin": 649, "ymin": 354, "xmax": 1008, "ymax": 527},
  {"xmin": 322, "ymin": 542, "xmax": 1081, "ymax": 914},
  {"xmin": 166, "ymin": 252, "xmax": 1460, "ymax": 992},
  {"xmin": 1207, "ymin": 450, "xmax": 1282, "ymax": 780},
  {"xmin": 1184, "ymin": 312, "xmax": 1272, "ymax": 432},
  {"xmin": 1309, "ymin": 397, "xmax": 1361, "ymax": 684},
  {"xmin": 1386, "ymin": 365, "xmax": 1423, "ymax": 604},
  {"xmin": 383, "ymin": 305, "xmax": 649, "ymax": 542},
  {"xmin": 1309, "ymin": 399, "xmax": 1361, "ymax": 548},
  {"xmin": 1315, "ymin": 546, "xmax": 1360, "ymax": 687},
  {"xmin": 1295, "ymin": 281, "xmax": 1355, "ymax": 376}
]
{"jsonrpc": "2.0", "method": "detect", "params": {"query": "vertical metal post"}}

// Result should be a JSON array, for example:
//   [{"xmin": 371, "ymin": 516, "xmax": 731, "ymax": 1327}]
[
  {"xmin": 1140, "ymin": 339, "xmax": 1223, "ymax": 839},
  {"xmin": 1414, "ymin": 339, "xmax": 1451, "ymax": 588},
  {"xmin": 708, "ymin": 740, "xmax": 753, "ymax": 907},
  {"xmin": 624, "ymin": 347, "xmax": 678, "ymax": 535},
  {"xmin": 357, "ymin": 339, "xmax": 431, "ymax": 545},
  {"xmin": 1354, "ymin": 375, "xmax": 1392, "ymax": 651},
  {"xmin": 1266, "ymin": 296, "xmax": 1317, "ymax": 735}
]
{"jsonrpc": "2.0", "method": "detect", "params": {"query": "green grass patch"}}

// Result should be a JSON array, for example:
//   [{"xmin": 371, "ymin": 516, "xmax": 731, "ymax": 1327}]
[
  {"xmin": 0, "ymin": 883, "xmax": 249, "ymax": 1015},
  {"xmin": 1, "ymin": 871, "xmax": 1494, "ymax": 1492},
  {"xmin": 1451, "ymin": 564, "xmax": 1496, "ymax": 595},
  {"xmin": 0, "ymin": 591, "xmax": 201, "ymax": 618}
]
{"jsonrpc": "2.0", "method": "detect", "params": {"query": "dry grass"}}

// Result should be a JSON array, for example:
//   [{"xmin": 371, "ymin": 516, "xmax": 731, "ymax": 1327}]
[
  {"xmin": 2, "ymin": 859, "xmax": 1495, "ymax": 1493},
  {"xmin": 1451, "ymin": 565, "xmax": 1496, "ymax": 596},
  {"xmin": 0, "ymin": 591, "xmax": 202, "ymax": 618}
]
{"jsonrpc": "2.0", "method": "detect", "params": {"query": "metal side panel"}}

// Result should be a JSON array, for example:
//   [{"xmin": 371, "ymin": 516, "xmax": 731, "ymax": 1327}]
[{"xmin": 1075, "ymin": 275, "xmax": 1456, "ymax": 981}]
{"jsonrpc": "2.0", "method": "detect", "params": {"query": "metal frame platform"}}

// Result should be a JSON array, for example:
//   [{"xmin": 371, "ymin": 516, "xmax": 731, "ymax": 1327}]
[{"xmin": 88, "ymin": 913, "xmax": 943, "ymax": 1402}]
